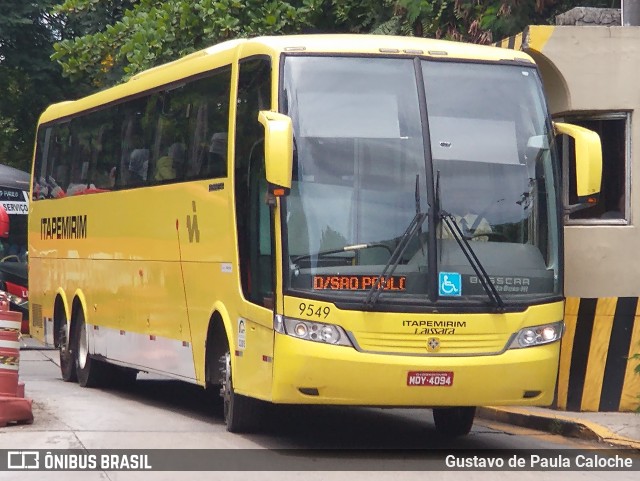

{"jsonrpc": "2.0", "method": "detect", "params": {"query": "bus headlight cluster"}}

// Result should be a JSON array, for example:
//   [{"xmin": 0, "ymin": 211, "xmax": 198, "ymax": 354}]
[
  {"xmin": 509, "ymin": 321, "xmax": 563, "ymax": 349},
  {"xmin": 274, "ymin": 315, "xmax": 352, "ymax": 346}
]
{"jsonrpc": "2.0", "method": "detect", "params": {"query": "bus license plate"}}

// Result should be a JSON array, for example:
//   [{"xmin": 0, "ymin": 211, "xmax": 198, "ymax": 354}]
[{"xmin": 407, "ymin": 371, "xmax": 454, "ymax": 387}]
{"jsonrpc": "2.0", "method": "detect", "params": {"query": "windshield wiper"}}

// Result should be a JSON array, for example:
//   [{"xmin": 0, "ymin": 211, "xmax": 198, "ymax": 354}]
[
  {"xmin": 440, "ymin": 212, "xmax": 505, "ymax": 312},
  {"xmin": 435, "ymin": 170, "xmax": 504, "ymax": 311},
  {"xmin": 364, "ymin": 174, "xmax": 427, "ymax": 309},
  {"xmin": 364, "ymin": 210, "xmax": 427, "ymax": 309},
  {"xmin": 292, "ymin": 243, "xmax": 393, "ymax": 265}
]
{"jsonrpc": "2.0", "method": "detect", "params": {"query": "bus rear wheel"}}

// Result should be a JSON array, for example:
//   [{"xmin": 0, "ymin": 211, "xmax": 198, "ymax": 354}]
[
  {"xmin": 74, "ymin": 311, "xmax": 109, "ymax": 388},
  {"xmin": 59, "ymin": 322, "xmax": 77, "ymax": 382},
  {"xmin": 219, "ymin": 350, "xmax": 262, "ymax": 433},
  {"xmin": 432, "ymin": 407, "xmax": 476, "ymax": 438}
]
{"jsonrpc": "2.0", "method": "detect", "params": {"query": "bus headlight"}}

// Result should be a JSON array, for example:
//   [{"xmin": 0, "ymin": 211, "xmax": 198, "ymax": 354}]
[
  {"xmin": 274, "ymin": 315, "xmax": 352, "ymax": 346},
  {"xmin": 509, "ymin": 321, "xmax": 564, "ymax": 349}
]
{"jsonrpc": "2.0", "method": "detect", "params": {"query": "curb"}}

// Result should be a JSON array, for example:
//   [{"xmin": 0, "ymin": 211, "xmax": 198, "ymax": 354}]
[
  {"xmin": 20, "ymin": 345, "xmax": 57, "ymax": 351},
  {"xmin": 477, "ymin": 407, "xmax": 640, "ymax": 450},
  {"xmin": 19, "ymin": 336, "xmax": 57, "ymax": 351}
]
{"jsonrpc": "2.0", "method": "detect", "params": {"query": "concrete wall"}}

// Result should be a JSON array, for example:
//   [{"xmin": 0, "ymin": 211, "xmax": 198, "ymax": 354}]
[
  {"xmin": 525, "ymin": 26, "xmax": 640, "ymax": 299},
  {"xmin": 526, "ymin": 26, "xmax": 640, "ymax": 412},
  {"xmin": 497, "ymin": 25, "xmax": 640, "ymax": 411}
]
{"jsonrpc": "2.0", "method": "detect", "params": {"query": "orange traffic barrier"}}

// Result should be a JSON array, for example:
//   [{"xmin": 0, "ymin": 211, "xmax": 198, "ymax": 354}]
[{"xmin": 0, "ymin": 295, "xmax": 33, "ymax": 427}]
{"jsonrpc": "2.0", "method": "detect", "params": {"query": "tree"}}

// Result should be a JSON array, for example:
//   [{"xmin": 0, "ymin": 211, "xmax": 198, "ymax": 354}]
[
  {"xmin": 52, "ymin": 0, "xmax": 620, "ymax": 89},
  {"xmin": 329, "ymin": 1, "xmax": 620, "ymax": 44},
  {"xmin": 0, "ymin": 1, "xmax": 74, "ymax": 170},
  {"xmin": 52, "ymin": 0, "xmax": 324, "ymax": 87},
  {"xmin": 0, "ymin": 1, "xmax": 616, "ymax": 170}
]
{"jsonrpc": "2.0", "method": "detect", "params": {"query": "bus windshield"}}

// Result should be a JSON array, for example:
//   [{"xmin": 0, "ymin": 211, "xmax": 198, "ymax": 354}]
[{"xmin": 282, "ymin": 56, "xmax": 559, "ymax": 306}]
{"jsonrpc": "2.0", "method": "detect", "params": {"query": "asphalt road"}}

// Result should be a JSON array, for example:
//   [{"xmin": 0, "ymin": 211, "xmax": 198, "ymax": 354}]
[{"xmin": 0, "ymin": 348, "xmax": 636, "ymax": 481}]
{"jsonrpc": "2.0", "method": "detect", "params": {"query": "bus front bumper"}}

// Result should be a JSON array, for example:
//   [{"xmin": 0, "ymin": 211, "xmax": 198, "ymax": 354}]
[{"xmin": 269, "ymin": 333, "xmax": 559, "ymax": 406}]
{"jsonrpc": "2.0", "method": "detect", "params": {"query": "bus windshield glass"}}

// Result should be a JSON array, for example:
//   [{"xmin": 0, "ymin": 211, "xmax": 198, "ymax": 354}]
[{"xmin": 282, "ymin": 56, "xmax": 559, "ymax": 306}]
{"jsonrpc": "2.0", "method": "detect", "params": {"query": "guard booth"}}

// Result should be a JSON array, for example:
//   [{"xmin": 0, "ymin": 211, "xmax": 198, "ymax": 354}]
[{"xmin": 497, "ymin": 6, "xmax": 640, "ymax": 412}]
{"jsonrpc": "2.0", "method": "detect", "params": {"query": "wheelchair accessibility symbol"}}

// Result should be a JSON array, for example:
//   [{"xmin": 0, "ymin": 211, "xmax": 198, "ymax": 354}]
[{"xmin": 439, "ymin": 272, "xmax": 461, "ymax": 297}]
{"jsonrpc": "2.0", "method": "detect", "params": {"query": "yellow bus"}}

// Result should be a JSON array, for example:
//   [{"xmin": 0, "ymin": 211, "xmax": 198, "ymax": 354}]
[{"xmin": 28, "ymin": 35, "xmax": 602, "ymax": 436}]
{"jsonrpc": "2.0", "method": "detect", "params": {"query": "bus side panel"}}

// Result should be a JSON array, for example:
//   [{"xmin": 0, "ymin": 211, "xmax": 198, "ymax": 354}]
[
  {"xmin": 177, "ymin": 178, "xmax": 275, "ymax": 398},
  {"xmin": 30, "ymin": 189, "xmax": 195, "ymax": 379},
  {"xmin": 28, "ymin": 256, "xmax": 53, "ymax": 344},
  {"xmin": 231, "ymin": 302, "xmax": 274, "ymax": 401},
  {"xmin": 176, "ymin": 178, "xmax": 236, "ymax": 385}
]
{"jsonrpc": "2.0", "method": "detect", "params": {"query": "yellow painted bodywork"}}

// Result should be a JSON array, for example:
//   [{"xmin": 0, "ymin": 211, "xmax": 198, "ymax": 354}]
[
  {"xmin": 30, "ymin": 34, "xmax": 558, "ymax": 407},
  {"xmin": 30, "ymin": 181, "xmax": 236, "ymax": 383},
  {"xmin": 269, "ymin": 297, "xmax": 563, "ymax": 406}
]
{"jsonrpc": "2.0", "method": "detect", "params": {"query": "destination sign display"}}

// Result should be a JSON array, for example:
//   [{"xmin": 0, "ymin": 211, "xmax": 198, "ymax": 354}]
[{"xmin": 313, "ymin": 275, "xmax": 406, "ymax": 291}]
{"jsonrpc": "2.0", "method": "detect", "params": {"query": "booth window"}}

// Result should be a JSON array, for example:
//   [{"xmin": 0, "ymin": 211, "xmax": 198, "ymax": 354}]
[{"xmin": 559, "ymin": 112, "xmax": 630, "ymax": 224}]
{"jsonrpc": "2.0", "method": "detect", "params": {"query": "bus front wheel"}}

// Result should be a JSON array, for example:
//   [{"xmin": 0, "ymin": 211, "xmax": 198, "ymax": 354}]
[
  {"xmin": 432, "ymin": 407, "xmax": 476, "ymax": 438},
  {"xmin": 219, "ymin": 350, "xmax": 262, "ymax": 433}
]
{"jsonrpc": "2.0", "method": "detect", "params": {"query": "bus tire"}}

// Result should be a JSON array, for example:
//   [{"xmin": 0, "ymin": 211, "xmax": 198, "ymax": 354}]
[
  {"xmin": 432, "ymin": 406, "xmax": 476, "ymax": 438},
  {"xmin": 59, "ymin": 322, "xmax": 77, "ymax": 382},
  {"xmin": 74, "ymin": 310, "xmax": 109, "ymax": 388},
  {"xmin": 219, "ymin": 350, "xmax": 261, "ymax": 433}
]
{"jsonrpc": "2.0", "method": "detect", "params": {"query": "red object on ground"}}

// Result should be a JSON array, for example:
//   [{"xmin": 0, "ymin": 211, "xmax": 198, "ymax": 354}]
[
  {"xmin": 0, "ymin": 297, "xmax": 33, "ymax": 427},
  {"xmin": 4, "ymin": 281, "xmax": 29, "ymax": 334}
]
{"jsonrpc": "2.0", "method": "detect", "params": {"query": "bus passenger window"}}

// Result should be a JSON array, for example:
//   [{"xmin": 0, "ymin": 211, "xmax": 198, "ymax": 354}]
[
  {"xmin": 128, "ymin": 148, "xmax": 150, "ymax": 184},
  {"xmin": 204, "ymin": 132, "xmax": 227, "ymax": 178},
  {"xmin": 154, "ymin": 143, "xmax": 185, "ymax": 182},
  {"xmin": 183, "ymin": 67, "xmax": 231, "ymax": 180}
]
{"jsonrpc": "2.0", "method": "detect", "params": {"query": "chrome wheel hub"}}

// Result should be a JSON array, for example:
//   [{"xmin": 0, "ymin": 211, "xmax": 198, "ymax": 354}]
[{"xmin": 77, "ymin": 322, "xmax": 88, "ymax": 370}]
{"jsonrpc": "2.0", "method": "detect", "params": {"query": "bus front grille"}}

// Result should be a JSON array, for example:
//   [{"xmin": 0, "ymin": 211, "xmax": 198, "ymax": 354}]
[{"xmin": 350, "ymin": 331, "xmax": 511, "ymax": 356}]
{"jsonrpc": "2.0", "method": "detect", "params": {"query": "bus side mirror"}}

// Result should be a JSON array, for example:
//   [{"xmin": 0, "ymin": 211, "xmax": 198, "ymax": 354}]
[
  {"xmin": 554, "ymin": 122, "xmax": 602, "ymax": 213},
  {"xmin": 258, "ymin": 111, "xmax": 293, "ymax": 196}
]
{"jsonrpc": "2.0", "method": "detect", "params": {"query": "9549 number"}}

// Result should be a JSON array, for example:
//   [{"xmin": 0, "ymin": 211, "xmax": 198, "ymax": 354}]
[
  {"xmin": 298, "ymin": 302, "xmax": 331, "ymax": 319},
  {"xmin": 407, "ymin": 371, "xmax": 454, "ymax": 387}
]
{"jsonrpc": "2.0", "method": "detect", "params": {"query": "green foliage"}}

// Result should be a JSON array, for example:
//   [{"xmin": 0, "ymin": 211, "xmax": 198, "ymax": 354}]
[
  {"xmin": 52, "ymin": 0, "xmax": 324, "ymax": 86},
  {"xmin": 0, "ymin": 0, "xmax": 623, "ymax": 170},
  {"xmin": 327, "ymin": 1, "xmax": 621, "ymax": 43},
  {"xmin": 53, "ymin": 0, "xmax": 136, "ymax": 36},
  {"xmin": 0, "ymin": 1, "xmax": 75, "ymax": 170},
  {"xmin": 51, "ymin": 0, "xmax": 621, "ymax": 89}
]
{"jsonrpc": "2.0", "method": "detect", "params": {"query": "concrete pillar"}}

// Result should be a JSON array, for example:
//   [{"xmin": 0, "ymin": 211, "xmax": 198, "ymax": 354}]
[{"xmin": 623, "ymin": 0, "xmax": 640, "ymax": 26}]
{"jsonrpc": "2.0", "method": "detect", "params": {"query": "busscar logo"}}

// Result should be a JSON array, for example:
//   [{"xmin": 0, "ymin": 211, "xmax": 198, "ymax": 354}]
[{"xmin": 8, "ymin": 451, "xmax": 39, "ymax": 469}]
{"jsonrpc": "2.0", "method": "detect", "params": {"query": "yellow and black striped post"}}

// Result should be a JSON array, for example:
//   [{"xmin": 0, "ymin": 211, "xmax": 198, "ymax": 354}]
[
  {"xmin": 493, "ymin": 32, "xmax": 524, "ymax": 51},
  {"xmin": 557, "ymin": 297, "xmax": 640, "ymax": 412}
]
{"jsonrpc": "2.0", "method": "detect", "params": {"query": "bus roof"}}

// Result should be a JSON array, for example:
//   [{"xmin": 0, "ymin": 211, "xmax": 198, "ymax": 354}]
[{"xmin": 38, "ymin": 34, "xmax": 535, "ymax": 125}]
